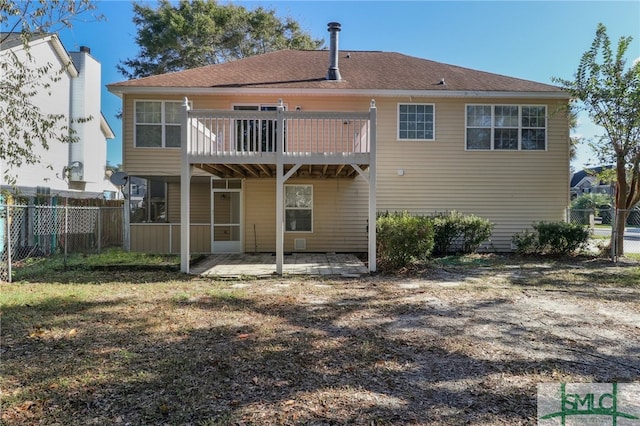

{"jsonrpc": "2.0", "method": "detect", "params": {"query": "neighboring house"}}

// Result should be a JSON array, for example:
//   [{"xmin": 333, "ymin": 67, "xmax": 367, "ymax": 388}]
[
  {"xmin": 570, "ymin": 166, "xmax": 614, "ymax": 199},
  {"xmin": 107, "ymin": 23, "xmax": 570, "ymax": 273},
  {"xmin": 0, "ymin": 33, "xmax": 116, "ymax": 200}
]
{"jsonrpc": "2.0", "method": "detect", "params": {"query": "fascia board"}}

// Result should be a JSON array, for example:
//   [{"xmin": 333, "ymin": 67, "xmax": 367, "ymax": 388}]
[
  {"xmin": 5, "ymin": 34, "xmax": 79, "ymax": 77},
  {"xmin": 107, "ymin": 85, "xmax": 570, "ymax": 100},
  {"xmin": 100, "ymin": 113, "xmax": 115, "ymax": 139},
  {"xmin": 47, "ymin": 34, "xmax": 79, "ymax": 78}
]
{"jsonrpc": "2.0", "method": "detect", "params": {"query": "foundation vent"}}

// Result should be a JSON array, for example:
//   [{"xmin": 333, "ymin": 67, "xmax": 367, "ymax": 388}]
[{"xmin": 294, "ymin": 238, "xmax": 307, "ymax": 250}]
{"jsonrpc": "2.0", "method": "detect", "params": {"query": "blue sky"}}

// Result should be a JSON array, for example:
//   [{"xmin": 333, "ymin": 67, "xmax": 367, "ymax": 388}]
[{"xmin": 55, "ymin": 0, "xmax": 640, "ymax": 170}]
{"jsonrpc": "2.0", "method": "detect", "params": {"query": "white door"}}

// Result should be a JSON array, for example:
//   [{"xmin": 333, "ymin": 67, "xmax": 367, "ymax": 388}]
[{"xmin": 211, "ymin": 186, "xmax": 242, "ymax": 253}]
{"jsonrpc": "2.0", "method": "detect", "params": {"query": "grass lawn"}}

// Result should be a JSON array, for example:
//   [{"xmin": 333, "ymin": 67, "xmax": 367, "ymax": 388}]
[{"xmin": 1, "ymin": 252, "xmax": 639, "ymax": 425}]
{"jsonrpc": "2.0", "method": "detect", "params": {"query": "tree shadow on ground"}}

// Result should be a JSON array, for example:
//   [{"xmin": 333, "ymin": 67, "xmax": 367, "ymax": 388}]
[
  {"xmin": 385, "ymin": 254, "xmax": 640, "ymax": 304},
  {"xmin": 10, "ymin": 268, "xmax": 195, "ymax": 284},
  {"xmin": 2, "ymin": 278, "xmax": 638, "ymax": 425}
]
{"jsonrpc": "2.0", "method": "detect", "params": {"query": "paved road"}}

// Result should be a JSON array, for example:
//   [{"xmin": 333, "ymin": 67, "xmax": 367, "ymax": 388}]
[{"xmin": 593, "ymin": 227, "xmax": 640, "ymax": 254}]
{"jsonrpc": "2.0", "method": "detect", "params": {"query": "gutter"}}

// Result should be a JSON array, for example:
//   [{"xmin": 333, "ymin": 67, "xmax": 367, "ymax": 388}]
[{"xmin": 107, "ymin": 85, "xmax": 570, "ymax": 100}]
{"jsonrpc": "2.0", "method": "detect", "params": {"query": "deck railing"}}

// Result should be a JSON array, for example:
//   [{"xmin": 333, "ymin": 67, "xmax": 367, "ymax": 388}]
[{"xmin": 186, "ymin": 103, "xmax": 374, "ymax": 159}]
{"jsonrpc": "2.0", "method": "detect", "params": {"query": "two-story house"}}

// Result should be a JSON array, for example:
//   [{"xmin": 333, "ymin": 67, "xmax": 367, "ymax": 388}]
[
  {"xmin": 1, "ymin": 33, "xmax": 116, "ymax": 200},
  {"xmin": 570, "ymin": 166, "xmax": 614, "ymax": 199},
  {"xmin": 108, "ymin": 23, "xmax": 570, "ymax": 273}
]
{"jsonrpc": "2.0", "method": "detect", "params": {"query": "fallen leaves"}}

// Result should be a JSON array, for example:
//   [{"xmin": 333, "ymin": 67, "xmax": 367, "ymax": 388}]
[
  {"xmin": 28, "ymin": 326, "xmax": 78, "ymax": 340},
  {"xmin": 17, "ymin": 400, "xmax": 35, "ymax": 411}
]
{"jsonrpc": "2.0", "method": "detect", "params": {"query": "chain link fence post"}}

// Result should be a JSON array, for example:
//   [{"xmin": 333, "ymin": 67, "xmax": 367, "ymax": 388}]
[
  {"xmin": 0, "ymin": 203, "xmax": 4, "ymax": 282},
  {"xmin": 1, "ymin": 203, "xmax": 12, "ymax": 282},
  {"xmin": 7, "ymin": 204, "xmax": 11, "ymax": 282},
  {"xmin": 64, "ymin": 202, "xmax": 69, "ymax": 268},
  {"xmin": 611, "ymin": 208, "xmax": 616, "ymax": 263}
]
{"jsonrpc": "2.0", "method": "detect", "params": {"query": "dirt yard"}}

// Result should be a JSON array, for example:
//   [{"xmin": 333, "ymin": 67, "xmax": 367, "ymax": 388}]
[{"xmin": 1, "ymin": 256, "xmax": 639, "ymax": 425}]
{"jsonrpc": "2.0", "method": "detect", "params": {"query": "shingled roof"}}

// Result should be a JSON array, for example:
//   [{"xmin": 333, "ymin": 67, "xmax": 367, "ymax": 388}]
[{"xmin": 108, "ymin": 49, "xmax": 564, "ymax": 94}]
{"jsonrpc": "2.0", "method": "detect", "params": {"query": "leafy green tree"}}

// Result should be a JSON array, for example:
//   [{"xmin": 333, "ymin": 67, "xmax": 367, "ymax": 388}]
[
  {"xmin": 554, "ymin": 24, "xmax": 640, "ymax": 256},
  {"xmin": 570, "ymin": 192, "xmax": 612, "ymax": 210},
  {"xmin": 568, "ymin": 109, "xmax": 579, "ymax": 161},
  {"xmin": 118, "ymin": 0, "xmax": 323, "ymax": 79},
  {"xmin": 0, "ymin": 0, "xmax": 101, "ymax": 185}
]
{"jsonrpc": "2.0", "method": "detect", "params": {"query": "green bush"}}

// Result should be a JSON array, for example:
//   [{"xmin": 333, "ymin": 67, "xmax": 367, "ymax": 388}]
[
  {"xmin": 536, "ymin": 221, "xmax": 591, "ymax": 255},
  {"xmin": 512, "ymin": 221, "xmax": 590, "ymax": 256},
  {"xmin": 511, "ymin": 229, "xmax": 538, "ymax": 255},
  {"xmin": 432, "ymin": 211, "xmax": 493, "ymax": 255},
  {"xmin": 376, "ymin": 212, "xmax": 434, "ymax": 270},
  {"xmin": 432, "ymin": 212, "xmax": 462, "ymax": 255}
]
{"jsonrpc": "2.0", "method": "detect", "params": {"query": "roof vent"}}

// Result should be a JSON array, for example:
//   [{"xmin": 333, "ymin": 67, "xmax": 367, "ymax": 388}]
[
  {"xmin": 326, "ymin": 22, "xmax": 342, "ymax": 81},
  {"xmin": 79, "ymin": 46, "xmax": 91, "ymax": 54}
]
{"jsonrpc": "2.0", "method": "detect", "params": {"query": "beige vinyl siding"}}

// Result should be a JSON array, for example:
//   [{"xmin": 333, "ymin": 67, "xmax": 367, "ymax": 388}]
[
  {"xmin": 243, "ymin": 179, "xmax": 275, "ymax": 252},
  {"xmin": 123, "ymin": 95, "xmax": 182, "ymax": 176},
  {"xmin": 131, "ymin": 224, "xmax": 172, "ymax": 253},
  {"xmin": 374, "ymin": 97, "xmax": 570, "ymax": 250},
  {"xmin": 123, "ymin": 94, "xmax": 373, "ymax": 175},
  {"xmin": 130, "ymin": 224, "xmax": 210, "ymax": 253},
  {"xmin": 167, "ymin": 181, "xmax": 210, "ymax": 223},
  {"xmin": 123, "ymin": 92, "xmax": 569, "ymax": 254},
  {"xmin": 182, "ymin": 224, "xmax": 211, "ymax": 253},
  {"xmin": 244, "ymin": 177, "xmax": 368, "ymax": 253},
  {"xmin": 123, "ymin": 94, "xmax": 234, "ymax": 176}
]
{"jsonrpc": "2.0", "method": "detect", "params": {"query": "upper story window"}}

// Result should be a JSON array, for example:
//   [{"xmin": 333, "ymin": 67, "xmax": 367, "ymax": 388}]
[
  {"xmin": 135, "ymin": 101, "xmax": 182, "ymax": 148},
  {"xmin": 398, "ymin": 103, "xmax": 435, "ymax": 141},
  {"xmin": 466, "ymin": 105, "xmax": 546, "ymax": 150}
]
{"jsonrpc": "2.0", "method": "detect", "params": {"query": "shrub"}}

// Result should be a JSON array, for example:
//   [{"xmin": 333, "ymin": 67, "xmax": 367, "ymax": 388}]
[
  {"xmin": 511, "ymin": 229, "xmax": 538, "ymax": 255},
  {"xmin": 432, "ymin": 212, "xmax": 462, "ymax": 255},
  {"xmin": 512, "ymin": 221, "xmax": 590, "ymax": 256},
  {"xmin": 376, "ymin": 212, "xmax": 434, "ymax": 270},
  {"xmin": 536, "ymin": 221, "xmax": 591, "ymax": 255},
  {"xmin": 458, "ymin": 214, "xmax": 494, "ymax": 253},
  {"xmin": 432, "ymin": 211, "xmax": 493, "ymax": 255}
]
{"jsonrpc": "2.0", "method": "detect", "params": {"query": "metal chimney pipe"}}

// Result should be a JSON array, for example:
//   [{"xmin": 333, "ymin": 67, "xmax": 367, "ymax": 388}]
[{"xmin": 327, "ymin": 22, "xmax": 341, "ymax": 81}]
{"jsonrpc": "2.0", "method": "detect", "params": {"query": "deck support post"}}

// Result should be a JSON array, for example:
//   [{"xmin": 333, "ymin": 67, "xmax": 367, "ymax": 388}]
[
  {"xmin": 275, "ymin": 100, "xmax": 285, "ymax": 275},
  {"xmin": 180, "ymin": 97, "xmax": 193, "ymax": 273},
  {"xmin": 368, "ymin": 100, "xmax": 377, "ymax": 273}
]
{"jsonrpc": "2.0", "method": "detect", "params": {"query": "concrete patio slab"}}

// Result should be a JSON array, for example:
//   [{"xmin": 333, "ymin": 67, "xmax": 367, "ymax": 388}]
[{"xmin": 190, "ymin": 253, "xmax": 369, "ymax": 277}]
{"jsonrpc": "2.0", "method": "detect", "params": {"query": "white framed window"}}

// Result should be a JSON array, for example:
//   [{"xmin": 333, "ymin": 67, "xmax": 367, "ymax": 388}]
[
  {"xmin": 135, "ymin": 100, "xmax": 183, "ymax": 148},
  {"xmin": 285, "ymin": 184, "xmax": 312, "ymax": 232},
  {"xmin": 398, "ymin": 103, "xmax": 435, "ymax": 141},
  {"xmin": 466, "ymin": 104, "xmax": 547, "ymax": 150},
  {"xmin": 129, "ymin": 177, "xmax": 167, "ymax": 223},
  {"xmin": 521, "ymin": 106, "xmax": 547, "ymax": 150}
]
